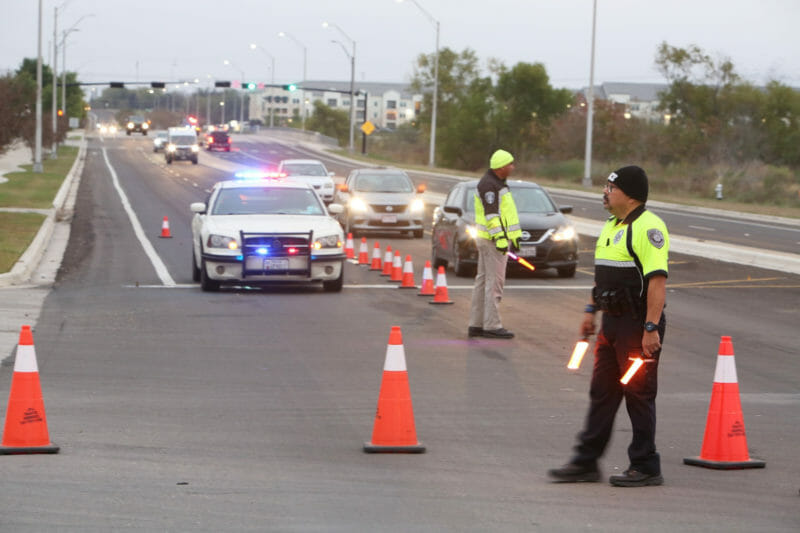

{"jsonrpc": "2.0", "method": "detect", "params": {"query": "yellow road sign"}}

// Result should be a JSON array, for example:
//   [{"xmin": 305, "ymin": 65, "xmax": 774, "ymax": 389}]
[{"xmin": 360, "ymin": 120, "xmax": 376, "ymax": 136}]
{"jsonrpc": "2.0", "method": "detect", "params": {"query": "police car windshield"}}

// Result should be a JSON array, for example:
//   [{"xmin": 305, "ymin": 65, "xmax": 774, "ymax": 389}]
[
  {"xmin": 283, "ymin": 164, "xmax": 327, "ymax": 176},
  {"xmin": 212, "ymin": 187, "xmax": 325, "ymax": 216},
  {"xmin": 354, "ymin": 173, "xmax": 413, "ymax": 193},
  {"xmin": 466, "ymin": 187, "xmax": 555, "ymax": 213}
]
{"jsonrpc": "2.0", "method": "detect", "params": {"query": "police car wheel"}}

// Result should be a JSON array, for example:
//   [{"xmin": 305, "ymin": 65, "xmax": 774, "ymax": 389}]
[
  {"xmin": 200, "ymin": 259, "xmax": 220, "ymax": 292},
  {"xmin": 191, "ymin": 247, "xmax": 201, "ymax": 282}
]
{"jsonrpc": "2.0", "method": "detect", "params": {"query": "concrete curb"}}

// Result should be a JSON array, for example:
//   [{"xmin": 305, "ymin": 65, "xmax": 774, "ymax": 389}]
[{"xmin": 0, "ymin": 137, "xmax": 87, "ymax": 288}]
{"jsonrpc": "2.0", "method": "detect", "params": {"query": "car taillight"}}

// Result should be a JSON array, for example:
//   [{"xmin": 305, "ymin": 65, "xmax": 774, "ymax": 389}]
[{"xmin": 227, "ymin": 138, "xmax": 232, "ymax": 143}]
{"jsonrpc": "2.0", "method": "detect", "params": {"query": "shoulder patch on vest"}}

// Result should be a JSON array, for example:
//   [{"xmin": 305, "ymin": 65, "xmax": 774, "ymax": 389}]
[
  {"xmin": 647, "ymin": 228, "xmax": 665, "ymax": 249},
  {"xmin": 485, "ymin": 191, "xmax": 496, "ymax": 205}
]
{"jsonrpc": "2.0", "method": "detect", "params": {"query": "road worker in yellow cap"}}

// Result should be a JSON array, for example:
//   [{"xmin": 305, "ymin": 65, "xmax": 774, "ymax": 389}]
[{"xmin": 468, "ymin": 149, "xmax": 521, "ymax": 339}]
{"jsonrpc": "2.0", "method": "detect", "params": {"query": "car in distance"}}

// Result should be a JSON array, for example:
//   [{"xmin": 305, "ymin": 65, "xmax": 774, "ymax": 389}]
[
  {"xmin": 190, "ymin": 173, "xmax": 346, "ymax": 292},
  {"xmin": 333, "ymin": 167, "xmax": 426, "ymax": 238},
  {"xmin": 277, "ymin": 159, "xmax": 335, "ymax": 204},
  {"xmin": 165, "ymin": 127, "xmax": 199, "ymax": 165},
  {"xmin": 205, "ymin": 130, "xmax": 231, "ymax": 152},
  {"xmin": 126, "ymin": 115, "xmax": 149, "ymax": 136},
  {"xmin": 431, "ymin": 179, "xmax": 579, "ymax": 277},
  {"xmin": 152, "ymin": 130, "xmax": 169, "ymax": 152}
]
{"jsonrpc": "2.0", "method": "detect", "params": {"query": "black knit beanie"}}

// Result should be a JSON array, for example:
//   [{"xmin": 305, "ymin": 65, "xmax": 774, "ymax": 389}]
[{"xmin": 608, "ymin": 165, "xmax": 648, "ymax": 203}]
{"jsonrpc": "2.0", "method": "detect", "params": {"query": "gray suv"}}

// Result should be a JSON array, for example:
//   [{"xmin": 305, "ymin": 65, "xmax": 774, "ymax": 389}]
[{"xmin": 333, "ymin": 168, "xmax": 426, "ymax": 238}]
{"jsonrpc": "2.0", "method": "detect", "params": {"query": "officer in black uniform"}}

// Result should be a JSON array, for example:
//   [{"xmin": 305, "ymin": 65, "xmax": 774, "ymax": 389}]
[{"xmin": 549, "ymin": 165, "xmax": 669, "ymax": 487}]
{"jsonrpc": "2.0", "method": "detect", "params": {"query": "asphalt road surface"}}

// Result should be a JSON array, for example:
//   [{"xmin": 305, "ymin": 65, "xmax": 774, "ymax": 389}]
[{"xmin": 1, "ymin": 132, "xmax": 798, "ymax": 531}]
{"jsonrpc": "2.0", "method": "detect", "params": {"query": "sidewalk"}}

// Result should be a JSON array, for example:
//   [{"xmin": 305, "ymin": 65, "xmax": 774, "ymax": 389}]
[{"xmin": 0, "ymin": 133, "xmax": 87, "ymax": 360}]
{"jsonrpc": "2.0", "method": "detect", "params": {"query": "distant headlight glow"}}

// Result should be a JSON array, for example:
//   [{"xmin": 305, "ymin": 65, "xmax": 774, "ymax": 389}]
[
  {"xmin": 466, "ymin": 225, "xmax": 478, "ymax": 239},
  {"xmin": 208, "ymin": 234, "xmax": 239, "ymax": 250},
  {"xmin": 167, "ymin": 144, "xmax": 176, "ymax": 152},
  {"xmin": 191, "ymin": 145, "xmax": 199, "ymax": 152}
]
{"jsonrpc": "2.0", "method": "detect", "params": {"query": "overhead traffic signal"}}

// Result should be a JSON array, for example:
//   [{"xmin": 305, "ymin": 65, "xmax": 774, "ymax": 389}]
[
  {"xmin": 151, "ymin": 82, "xmax": 166, "ymax": 89},
  {"xmin": 244, "ymin": 82, "xmax": 257, "ymax": 90},
  {"xmin": 215, "ymin": 81, "xmax": 231, "ymax": 88},
  {"xmin": 109, "ymin": 82, "xmax": 125, "ymax": 88},
  {"xmin": 283, "ymin": 83, "xmax": 297, "ymax": 92},
  {"xmin": 57, "ymin": 109, "xmax": 63, "ymax": 117}
]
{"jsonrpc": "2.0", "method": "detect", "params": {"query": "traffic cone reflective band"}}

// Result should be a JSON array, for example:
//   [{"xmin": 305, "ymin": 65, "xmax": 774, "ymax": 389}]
[
  {"xmin": 399, "ymin": 255, "xmax": 416, "ymax": 289},
  {"xmin": 429, "ymin": 266, "xmax": 454, "ymax": 305},
  {"xmin": 370, "ymin": 241, "xmax": 382, "ymax": 271},
  {"xmin": 159, "ymin": 216, "xmax": 172, "ymax": 238},
  {"xmin": 389, "ymin": 251, "xmax": 403, "ymax": 282},
  {"xmin": 418, "ymin": 260, "xmax": 435, "ymax": 296},
  {"xmin": 344, "ymin": 233, "xmax": 355, "ymax": 259},
  {"xmin": 381, "ymin": 245, "xmax": 393, "ymax": 276},
  {"xmin": 0, "ymin": 326, "xmax": 59, "ymax": 454},
  {"xmin": 364, "ymin": 326, "xmax": 425, "ymax": 453},
  {"xmin": 683, "ymin": 336, "xmax": 765, "ymax": 469},
  {"xmin": 357, "ymin": 237, "xmax": 369, "ymax": 265}
]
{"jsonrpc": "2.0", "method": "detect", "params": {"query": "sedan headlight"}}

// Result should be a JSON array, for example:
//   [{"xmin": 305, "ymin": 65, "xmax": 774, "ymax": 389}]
[
  {"xmin": 466, "ymin": 225, "xmax": 478, "ymax": 239},
  {"xmin": 410, "ymin": 198, "xmax": 425, "ymax": 213},
  {"xmin": 552, "ymin": 225, "xmax": 577, "ymax": 242},
  {"xmin": 207, "ymin": 234, "xmax": 239, "ymax": 250},
  {"xmin": 349, "ymin": 197, "xmax": 368, "ymax": 213},
  {"xmin": 313, "ymin": 234, "xmax": 342, "ymax": 250}
]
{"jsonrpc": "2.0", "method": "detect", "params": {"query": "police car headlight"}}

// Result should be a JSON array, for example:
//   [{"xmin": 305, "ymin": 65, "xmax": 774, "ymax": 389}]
[
  {"xmin": 410, "ymin": 198, "xmax": 425, "ymax": 213},
  {"xmin": 349, "ymin": 197, "xmax": 368, "ymax": 213},
  {"xmin": 207, "ymin": 234, "xmax": 239, "ymax": 250},
  {"xmin": 552, "ymin": 225, "xmax": 576, "ymax": 242},
  {"xmin": 191, "ymin": 145, "xmax": 199, "ymax": 153},
  {"xmin": 466, "ymin": 225, "xmax": 478, "ymax": 239},
  {"xmin": 313, "ymin": 234, "xmax": 342, "ymax": 250}
]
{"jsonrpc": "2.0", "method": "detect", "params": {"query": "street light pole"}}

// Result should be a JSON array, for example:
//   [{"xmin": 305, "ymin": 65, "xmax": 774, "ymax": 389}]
[
  {"xmin": 582, "ymin": 0, "xmax": 598, "ymax": 188},
  {"xmin": 397, "ymin": 0, "xmax": 439, "ymax": 168},
  {"xmin": 323, "ymin": 22, "xmax": 356, "ymax": 153},
  {"xmin": 34, "ymin": 0, "xmax": 43, "ymax": 173},
  {"xmin": 278, "ymin": 31, "xmax": 308, "ymax": 130},
  {"xmin": 250, "ymin": 44, "xmax": 276, "ymax": 128},
  {"xmin": 51, "ymin": 4, "xmax": 59, "ymax": 159}
]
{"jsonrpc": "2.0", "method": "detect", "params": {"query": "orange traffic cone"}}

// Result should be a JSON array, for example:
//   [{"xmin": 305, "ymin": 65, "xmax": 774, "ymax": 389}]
[
  {"xmin": 358, "ymin": 237, "xmax": 369, "ymax": 265},
  {"xmin": 399, "ymin": 255, "xmax": 416, "ymax": 289},
  {"xmin": 418, "ymin": 260, "xmax": 435, "ymax": 296},
  {"xmin": 389, "ymin": 251, "xmax": 403, "ymax": 282},
  {"xmin": 0, "ymin": 326, "xmax": 59, "ymax": 454},
  {"xmin": 370, "ymin": 241, "xmax": 382, "ymax": 271},
  {"xmin": 344, "ymin": 233, "xmax": 355, "ymax": 259},
  {"xmin": 364, "ymin": 326, "xmax": 425, "ymax": 453},
  {"xmin": 381, "ymin": 245, "xmax": 393, "ymax": 276},
  {"xmin": 429, "ymin": 266, "xmax": 454, "ymax": 305},
  {"xmin": 159, "ymin": 216, "xmax": 172, "ymax": 238},
  {"xmin": 683, "ymin": 336, "xmax": 765, "ymax": 469}
]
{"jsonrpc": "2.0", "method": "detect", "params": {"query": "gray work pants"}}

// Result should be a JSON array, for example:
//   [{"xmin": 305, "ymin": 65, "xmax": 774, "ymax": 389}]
[{"xmin": 469, "ymin": 238, "xmax": 508, "ymax": 331}]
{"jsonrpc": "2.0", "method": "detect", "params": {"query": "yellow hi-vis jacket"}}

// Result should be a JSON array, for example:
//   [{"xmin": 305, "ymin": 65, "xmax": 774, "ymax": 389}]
[{"xmin": 474, "ymin": 169, "xmax": 521, "ymax": 248}]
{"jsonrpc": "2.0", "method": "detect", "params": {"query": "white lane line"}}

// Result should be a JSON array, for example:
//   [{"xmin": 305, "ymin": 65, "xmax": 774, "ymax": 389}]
[
  {"xmin": 124, "ymin": 283, "xmax": 593, "ymax": 290},
  {"xmin": 688, "ymin": 225, "xmax": 717, "ymax": 232},
  {"xmin": 102, "ymin": 147, "xmax": 176, "ymax": 287}
]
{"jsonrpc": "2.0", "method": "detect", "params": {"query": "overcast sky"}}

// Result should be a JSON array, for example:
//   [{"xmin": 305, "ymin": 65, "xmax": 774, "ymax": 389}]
[{"xmin": 2, "ymin": 0, "xmax": 798, "ymax": 91}]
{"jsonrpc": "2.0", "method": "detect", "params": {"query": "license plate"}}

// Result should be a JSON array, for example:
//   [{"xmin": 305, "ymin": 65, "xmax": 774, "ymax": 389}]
[
  {"xmin": 520, "ymin": 246, "xmax": 537, "ymax": 258},
  {"xmin": 381, "ymin": 215, "xmax": 397, "ymax": 223},
  {"xmin": 263, "ymin": 258, "xmax": 289, "ymax": 270}
]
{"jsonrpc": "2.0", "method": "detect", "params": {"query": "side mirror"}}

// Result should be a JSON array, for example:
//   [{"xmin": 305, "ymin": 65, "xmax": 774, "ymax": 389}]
[
  {"xmin": 327, "ymin": 203, "xmax": 344, "ymax": 215},
  {"xmin": 416, "ymin": 183, "xmax": 427, "ymax": 194},
  {"xmin": 443, "ymin": 205, "xmax": 463, "ymax": 216},
  {"xmin": 559, "ymin": 205, "xmax": 573, "ymax": 214},
  {"xmin": 328, "ymin": 172, "xmax": 335, "ymax": 177},
  {"xmin": 190, "ymin": 202, "xmax": 207, "ymax": 214}
]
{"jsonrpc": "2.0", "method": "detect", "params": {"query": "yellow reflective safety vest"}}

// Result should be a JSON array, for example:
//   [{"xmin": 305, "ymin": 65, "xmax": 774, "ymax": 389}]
[
  {"xmin": 474, "ymin": 170, "xmax": 522, "ymax": 247},
  {"xmin": 594, "ymin": 205, "xmax": 669, "ymax": 306}
]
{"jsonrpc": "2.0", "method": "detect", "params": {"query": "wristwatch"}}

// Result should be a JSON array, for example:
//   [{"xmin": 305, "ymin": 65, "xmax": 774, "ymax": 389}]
[{"xmin": 644, "ymin": 321, "xmax": 659, "ymax": 332}]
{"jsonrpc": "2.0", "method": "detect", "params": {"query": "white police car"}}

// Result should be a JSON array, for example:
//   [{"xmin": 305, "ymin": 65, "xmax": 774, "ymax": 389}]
[{"xmin": 190, "ymin": 172, "xmax": 346, "ymax": 292}]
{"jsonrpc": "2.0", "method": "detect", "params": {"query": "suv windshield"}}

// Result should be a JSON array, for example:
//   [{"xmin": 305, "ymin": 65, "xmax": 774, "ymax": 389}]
[
  {"xmin": 283, "ymin": 164, "xmax": 327, "ymax": 177},
  {"xmin": 354, "ymin": 173, "xmax": 413, "ymax": 193},
  {"xmin": 171, "ymin": 135, "xmax": 196, "ymax": 145},
  {"xmin": 212, "ymin": 187, "xmax": 324, "ymax": 216},
  {"xmin": 129, "ymin": 116, "xmax": 144, "ymax": 123}
]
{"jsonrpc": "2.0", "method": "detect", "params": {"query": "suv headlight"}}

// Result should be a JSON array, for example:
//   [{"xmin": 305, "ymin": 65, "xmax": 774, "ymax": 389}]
[
  {"xmin": 127, "ymin": 122, "xmax": 134, "ymax": 129},
  {"xmin": 410, "ymin": 198, "xmax": 425, "ymax": 213},
  {"xmin": 167, "ymin": 144, "xmax": 176, "ymax": 152},
  {"xmin": 349, "ymin": 197, "xmax": 368, "ymax": 213},
  {"xmin": 191, "ymin": 145, "xmax": 199, "ymax": 152},
  {"xmin": 552, "ymin": 225, "xmax": 576, "ymax": 242},
  {"xmin": 142, "ymin": 123, "xmax": 149, "ymax": 129},
  {"xmin": 207, "ymin": 234, "xmax": 239, "ymax": 250},
  {"xmin": 313, "ymin": 234, "xmax": 342, "ymax": 250}
]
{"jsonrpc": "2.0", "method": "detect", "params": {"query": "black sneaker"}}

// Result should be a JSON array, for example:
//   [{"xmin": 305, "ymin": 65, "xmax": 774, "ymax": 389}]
[
  {"xmin": 548, "ymin": 463, "xmax": 600, "ymax": 483},
  {"xmin": 468, "ymin": 327, "xmax": 484, "ymax": 338},
  {"xmin": 482, "ymin": 328, "xmax": 514, "ymax": 339},
  {"xmin": 609, "ymin": 469, "xmax": 664, "ymax": 487}
]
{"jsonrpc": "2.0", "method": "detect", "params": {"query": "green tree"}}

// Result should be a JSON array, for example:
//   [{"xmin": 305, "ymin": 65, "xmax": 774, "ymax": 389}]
[{"xmin": 305, "ymin": 101, "xmax": 349, "ymax": 146}]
